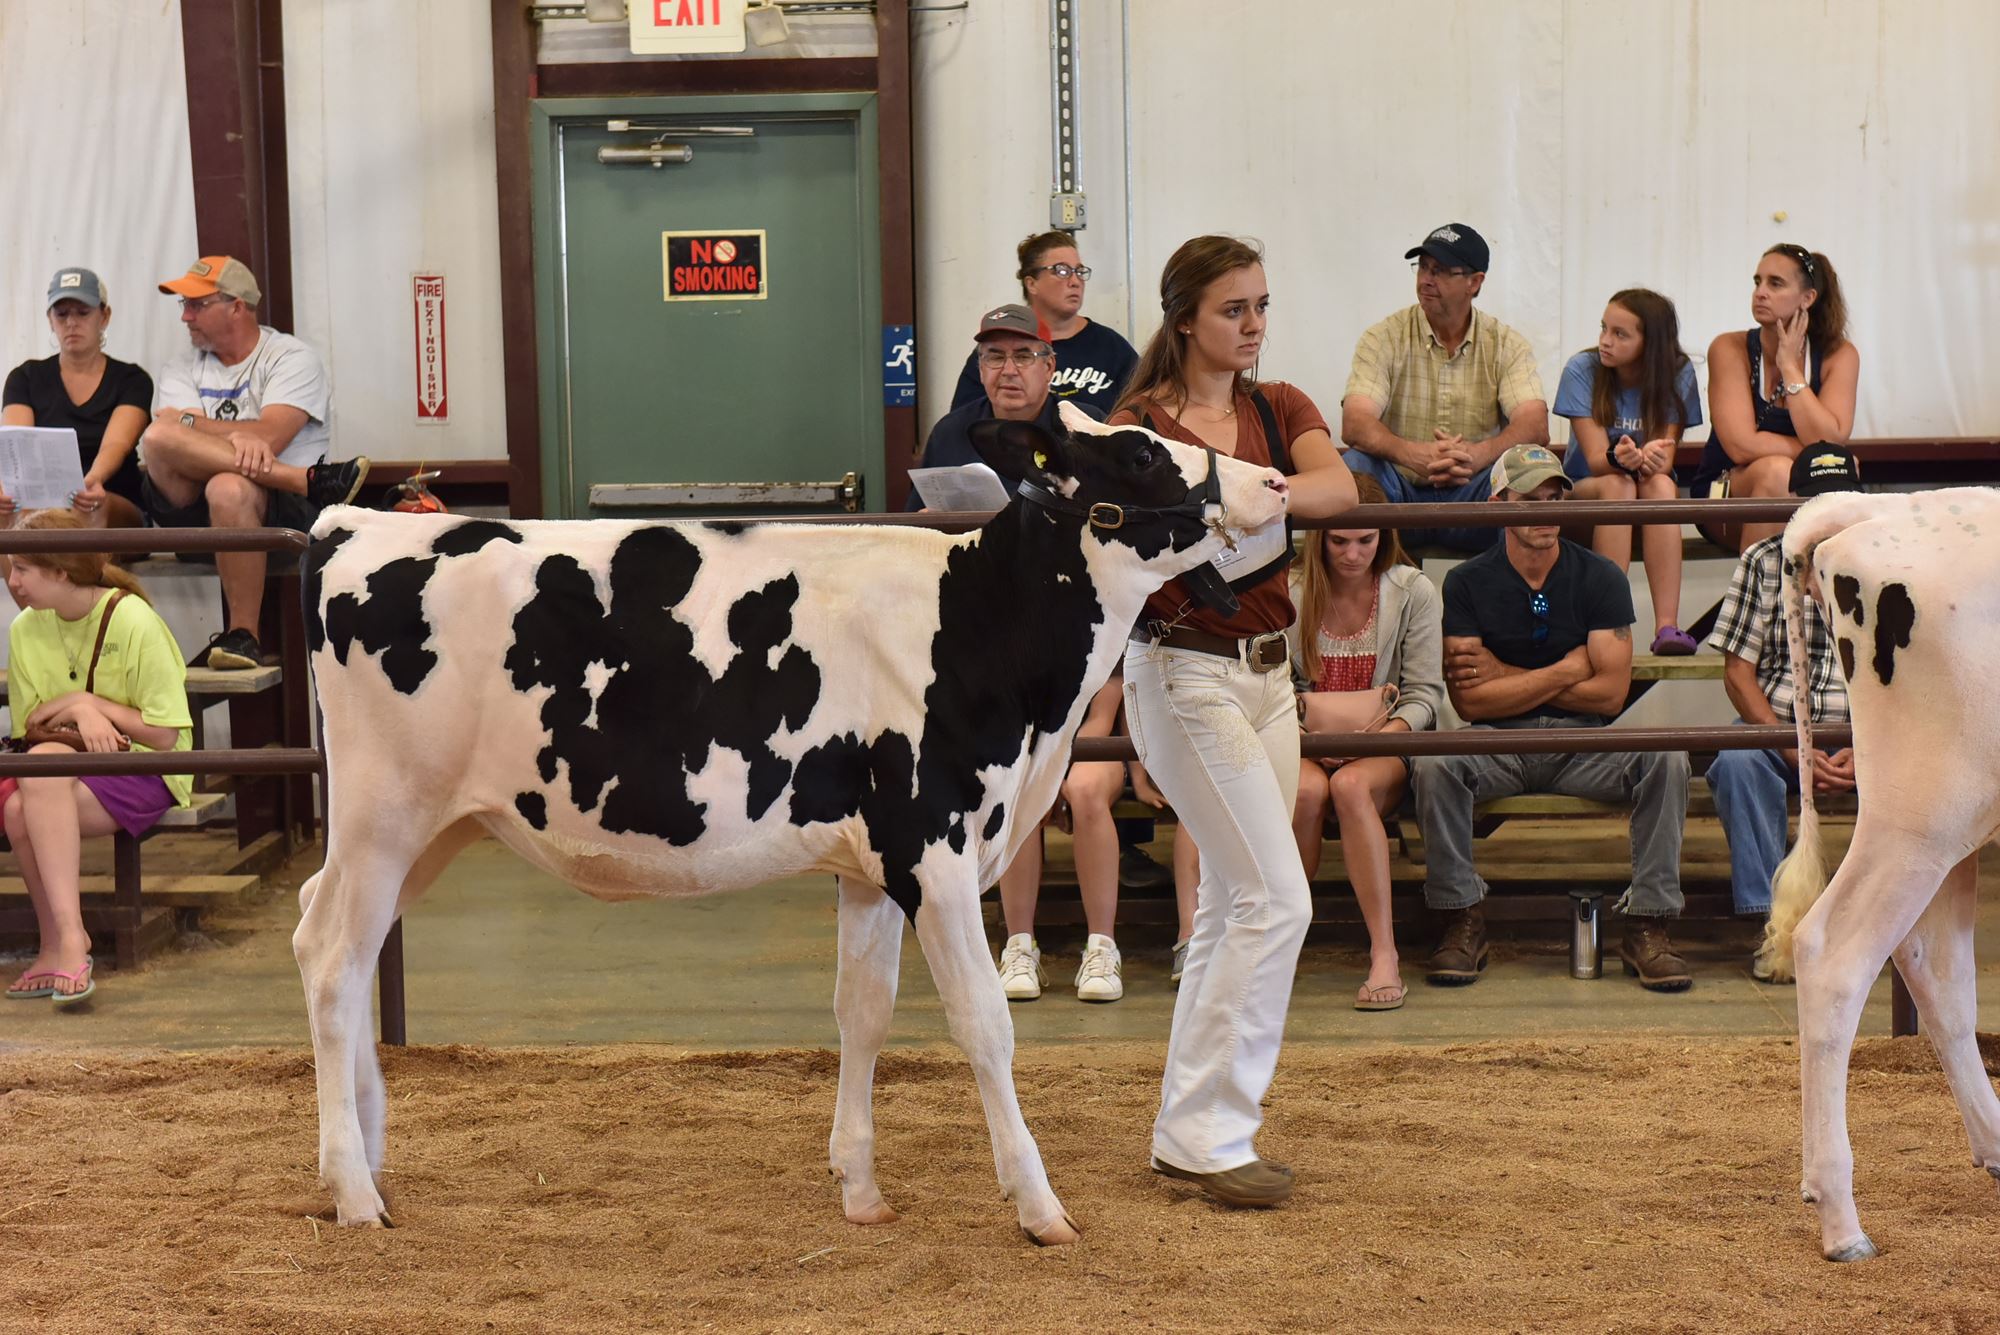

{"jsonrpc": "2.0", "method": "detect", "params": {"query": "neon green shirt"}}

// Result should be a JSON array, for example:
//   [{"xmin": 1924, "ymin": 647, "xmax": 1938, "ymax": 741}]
[{"xmin": 8, "ymin": 588, "xmax": 194, "ymax": 807}]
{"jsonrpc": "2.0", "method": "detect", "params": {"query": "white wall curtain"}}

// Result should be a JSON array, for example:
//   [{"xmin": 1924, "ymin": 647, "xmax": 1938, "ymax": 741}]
[
  {"xmin": 0, "ymin": 0, "xmax": 199, "ymax": 390},
  {"xmin": 915, "ymin": 0, "xmax": 2000, "ymax": 444}
]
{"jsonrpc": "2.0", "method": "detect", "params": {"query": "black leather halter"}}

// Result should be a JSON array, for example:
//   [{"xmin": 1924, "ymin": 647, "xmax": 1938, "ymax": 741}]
[{"xmin": 1013, "ymin": 444, "xmax": 1226, "ymax": 536}]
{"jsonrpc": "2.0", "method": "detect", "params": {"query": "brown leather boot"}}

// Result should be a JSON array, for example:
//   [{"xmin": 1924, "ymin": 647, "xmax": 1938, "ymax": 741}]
[
  {"xmin": 1425, "ymin": 904, "xmax": 1489, "ymax": 986},
  {"xmin": 1621, "ymin": 918, "xmax": 1693, "ymax": 991},
  {"xmin": 1151, "ymin": 1157, "xmax": 1295, "ymax": 1207}
]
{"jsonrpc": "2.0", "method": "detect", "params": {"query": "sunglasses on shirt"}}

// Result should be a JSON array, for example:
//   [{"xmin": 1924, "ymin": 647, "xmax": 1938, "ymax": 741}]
[{"xmin": 1530, "ymin": 590, "xmax": 1551, "ymax": 645}]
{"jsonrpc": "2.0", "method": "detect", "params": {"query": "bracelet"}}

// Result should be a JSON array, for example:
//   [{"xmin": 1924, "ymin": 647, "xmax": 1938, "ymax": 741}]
[{"xmin": 1294, "ymin": 692, "xmax": 1308, "ymax": 725}]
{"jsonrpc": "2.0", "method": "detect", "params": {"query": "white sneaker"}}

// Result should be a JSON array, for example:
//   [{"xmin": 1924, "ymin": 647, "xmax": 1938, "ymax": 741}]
[
  {"xmin": 997, "ymin": 933, "xmax": 1045, "ymax": 1000},
  {"xmin": 1075, "ymin": 934, "xmax": 1124, "ymax": 1002}
]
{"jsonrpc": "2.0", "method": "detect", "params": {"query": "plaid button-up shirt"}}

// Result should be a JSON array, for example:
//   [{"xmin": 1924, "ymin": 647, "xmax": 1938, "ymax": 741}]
[
  {"xmin": 1342, "ymin": 305, "xmax": 1545, "ymax": 483},
  {"xmin": 1706, "ymin": 535, "xmax": 1850, "ymax": 725}
]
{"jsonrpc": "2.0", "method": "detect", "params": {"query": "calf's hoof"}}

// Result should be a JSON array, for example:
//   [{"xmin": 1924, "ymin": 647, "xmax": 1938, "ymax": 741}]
[
  {"xmin": 1824, "ymin": 1234, "xmax": 1879, "ymax": 1264},
  {"xmin": 1021, "ymin": 1212, "xmax": 1081, "ymax": 1247},
  {"xmin": 844, "ymin": 1200, "xmax": 900, "ymax": 1226},
  {"xmin": 342, "ymin": 1211, "xmax": 395, "ymax": 1230}
]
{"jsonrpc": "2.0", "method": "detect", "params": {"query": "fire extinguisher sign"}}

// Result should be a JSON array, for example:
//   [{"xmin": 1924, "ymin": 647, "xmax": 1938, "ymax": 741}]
[
  {"xmin": 413, "ymin": 273, "xmax": 448, "ymax": 422},
  {"xmin": 662, "ymin": 230, "xmax": 768, "ymax": 301}
]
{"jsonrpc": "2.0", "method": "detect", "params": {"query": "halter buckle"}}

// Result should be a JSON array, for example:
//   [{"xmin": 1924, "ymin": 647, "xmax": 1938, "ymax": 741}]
[{"xmin": 1087, "ymin": 503, "xmax": 1126, "ymax": 530}]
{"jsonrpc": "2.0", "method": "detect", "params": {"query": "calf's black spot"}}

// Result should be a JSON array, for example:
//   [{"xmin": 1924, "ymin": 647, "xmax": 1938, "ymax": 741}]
[
  {"xmin": 324, "ymin": 556, "xmax": 441, "ymax": 693},
  {"xmin": 1837, "ymin": 637, "xmax": 1856, "ymax": 681},
  {"xmin": 1832, "ymin": 575, "xmax": 1864, "ymax": 626},
  {"xmin": 432, "ymin": 520, "xmax": 524, "ymax": 557},
  {"xmin": 515, "ymin": 792, "xmax": 548, "ymax": 830},
  {"xmin": 507, "ymin": 528, "xmax": 825, "ymax": 845},
  {"xmin": 983, "ymin": 805, "xmax": 1005, "ymax": 840},
  {"xmin": 303, "ymin": 526, "xmax": 356, "ymax": 654},
  {"xmin": 1871, "ymin": 583, "xmax": 1916, "ymax": 686}
]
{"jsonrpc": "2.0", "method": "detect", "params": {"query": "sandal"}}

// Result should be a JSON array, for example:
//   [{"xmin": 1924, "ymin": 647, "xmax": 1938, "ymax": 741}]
[
  {"xmin": 48, "ymin": 960, "xmax": 94, "ymax": 1008},
  {"xmin": 1650, "ymin": 626, "xmax": 1700, "ymax": 656},
  {"xmin": 7, "ymin": 971, "xmax": 60, "ymax": 1000},
  {"xmin": 1355, "ymin": 978, "xmax": 1406, "ymax": 1012}
]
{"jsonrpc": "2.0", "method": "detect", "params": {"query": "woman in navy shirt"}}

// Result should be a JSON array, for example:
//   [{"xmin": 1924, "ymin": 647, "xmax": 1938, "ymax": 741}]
[
  {"xmin": 1554, "ymin": 289, "xmax": 1704, "ymax": 654},
  {"xmin": 950, "ymin": 231, "xmax": 1138, "ymax": 416},
  {"xmin": 1697, "ymin": 245, "xmax": 1860, "ymax": 551},
  {"xmin": 2, "ymin": 268, "xmax": 152, "ymax": 530}
]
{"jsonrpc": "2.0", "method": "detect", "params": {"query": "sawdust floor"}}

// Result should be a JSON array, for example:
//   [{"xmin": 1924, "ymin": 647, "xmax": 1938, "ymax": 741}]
[{"xmin": 2, "ymin": 1035, "xmax": 1996, "ymax": 1333}]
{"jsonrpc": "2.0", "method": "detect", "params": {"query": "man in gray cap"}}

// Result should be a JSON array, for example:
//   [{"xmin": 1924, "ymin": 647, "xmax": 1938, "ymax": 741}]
[
  {"xmin": 1415, "ymin": 444, "xmax": 1693, "ymax": 993},
  {"xmin": 1340, "ymin": 223, "xmax": 1549, "ymax": 550},
  {"xmin": 906, "ymin": 303, "xmax": 1101, "ymax": 506},
  {"xmin": 141, "ymin": 254, "xmax": 367, "ymax": 669}
]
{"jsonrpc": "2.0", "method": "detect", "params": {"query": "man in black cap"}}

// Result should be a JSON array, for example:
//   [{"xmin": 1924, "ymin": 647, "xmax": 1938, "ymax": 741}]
[
  {"xmin": 1706, "ymin": 446, "xmax": 1864, "ymax": 975},
  {"xmin": 1340, "ymin": 222, "xmax": 1549, "ymax": 550}
]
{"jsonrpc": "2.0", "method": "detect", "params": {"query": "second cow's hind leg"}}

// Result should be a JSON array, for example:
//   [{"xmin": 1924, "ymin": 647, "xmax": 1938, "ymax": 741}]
[
  {"xmin": 1892, "ymin": 851, "xmax": 2000, "ymax": 1186},
  {"xmin": 829, "ymin": 875, "xmax": 906, "ymax": 1225},
  {"xmin": 913, "ymin": 877, "xmax": 1079, "ymax": 1245},
  {"xmin": 1796, "ymin": 824, "xmax": 1956, "ymax": 1262}
]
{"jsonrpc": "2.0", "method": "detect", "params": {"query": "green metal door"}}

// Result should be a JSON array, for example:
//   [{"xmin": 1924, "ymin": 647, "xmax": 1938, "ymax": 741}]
[{"xmin": 534, "ymin": 95, "xmax": 882, "ymax": 518}]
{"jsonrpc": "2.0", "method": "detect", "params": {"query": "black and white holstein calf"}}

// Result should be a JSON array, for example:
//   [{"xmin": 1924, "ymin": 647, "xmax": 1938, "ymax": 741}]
[
  {"xmin": 1759, "ymin": 487, "xmax": 2000, "ymax": 1262},
  {"xmin": 295, "ymin": 403, "xmax": 1288, "ymax": 1244}
]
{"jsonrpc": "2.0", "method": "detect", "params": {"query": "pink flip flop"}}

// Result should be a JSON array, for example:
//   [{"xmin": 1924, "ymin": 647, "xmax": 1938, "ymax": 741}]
[
  {"xmin": 6, "ymin": 971, "xmax": 59, "ymax": 1000},
  {"xmin": 47, "ymin": 961, "xmax": 94, "ymax": 1008}
]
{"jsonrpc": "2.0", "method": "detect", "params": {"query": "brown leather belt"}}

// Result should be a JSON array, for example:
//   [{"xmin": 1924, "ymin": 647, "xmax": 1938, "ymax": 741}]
[{"xmin": 1133, "ymin": 624, "xmax": 1289, "ymax": 673}]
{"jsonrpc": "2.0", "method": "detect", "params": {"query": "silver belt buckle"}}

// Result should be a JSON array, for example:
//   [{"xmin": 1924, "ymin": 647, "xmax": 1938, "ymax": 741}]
[{"xmin": 1247, "ymin": 630, "xmax": 1287, "ymax": 673}]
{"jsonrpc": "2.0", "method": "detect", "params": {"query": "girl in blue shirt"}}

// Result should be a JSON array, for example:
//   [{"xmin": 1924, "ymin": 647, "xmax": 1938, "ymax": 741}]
[{"xmin": 1554, "ymin": 289, "xmax": 1704, "ymax": 655}]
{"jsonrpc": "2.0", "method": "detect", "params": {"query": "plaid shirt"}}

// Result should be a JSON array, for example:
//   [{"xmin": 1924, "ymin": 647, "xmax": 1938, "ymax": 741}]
[
  {"xmin": 1706, "ymin": 536, "xmax": 1849, "ymax": 725},
  {"xmin": 1342, "ymin": 305, "xmax": 1545, "ymax": 483}
]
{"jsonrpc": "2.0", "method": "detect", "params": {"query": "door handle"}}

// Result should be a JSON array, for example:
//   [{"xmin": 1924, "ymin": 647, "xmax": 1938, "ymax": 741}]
[{"xmin": 590, "ymin": 472, "xmax": 863, "ymax": 513}]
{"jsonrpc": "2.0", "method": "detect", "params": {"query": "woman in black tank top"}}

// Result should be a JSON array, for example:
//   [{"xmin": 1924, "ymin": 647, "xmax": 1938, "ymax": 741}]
[{"xmin": 1699, "ymin": 244, "xmax": 1860, "ymax": 552}]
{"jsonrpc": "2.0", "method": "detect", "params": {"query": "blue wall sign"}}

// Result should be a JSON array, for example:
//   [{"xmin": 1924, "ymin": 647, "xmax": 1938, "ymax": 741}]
[{"xmin": 882, "ymin": 323, "xmax": 916, "ymax": 407}]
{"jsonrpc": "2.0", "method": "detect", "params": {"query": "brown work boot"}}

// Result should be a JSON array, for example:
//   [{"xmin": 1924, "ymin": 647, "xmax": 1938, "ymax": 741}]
[
  {"xmin": 1425, "ymin": 904, "xmax": 1489, "ymax": 986},
  {"xmin": 1621, "ymin": 918, "xmax": 1693, "ymax": 992},
  {"xmin": 1151, "ymin": 1157, "xmax": 1295, "ymax": 1208}
]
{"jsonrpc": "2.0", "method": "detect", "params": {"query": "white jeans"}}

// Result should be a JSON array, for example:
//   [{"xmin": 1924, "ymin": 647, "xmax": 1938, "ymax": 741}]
[{"xmin": 1124, "ymin": 641, "xmax": 1309, "ymax": 1173}]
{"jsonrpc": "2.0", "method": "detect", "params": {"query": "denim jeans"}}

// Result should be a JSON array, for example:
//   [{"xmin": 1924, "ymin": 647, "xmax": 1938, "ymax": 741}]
[
  {"xmin": 1705, "ymin": 741, "xmax": 1800, "ymax": 916},
  {"xmin": 1412, "ymin": 717, "xmax": 1691, "ymax": 917},
  {"xmin": 1345, "ymin": 449, "xmax": 1498, "ymax": 552},
  {"xmin": 1124, "ymin": 641, "xmax": 1307, "ymax": 1174}
]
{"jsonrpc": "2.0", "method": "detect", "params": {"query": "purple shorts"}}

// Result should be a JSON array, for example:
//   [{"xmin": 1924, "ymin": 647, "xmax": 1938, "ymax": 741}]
[{"xmin": 80, "ymin": 774, "xmax": 175, "ymax": 837}]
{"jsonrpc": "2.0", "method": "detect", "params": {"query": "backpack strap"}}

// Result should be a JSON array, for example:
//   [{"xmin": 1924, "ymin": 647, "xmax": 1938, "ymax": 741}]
[{"xmin": 1221, "ymin": 387, "xmax": 1296, "ymax": 593}]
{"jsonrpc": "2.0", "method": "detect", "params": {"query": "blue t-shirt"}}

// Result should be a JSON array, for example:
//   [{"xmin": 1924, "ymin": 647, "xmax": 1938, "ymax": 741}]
[
  {"xmin": 949, "ymin": 319, "xmax": 1138, "ymax": 416},
  {"xmin": 1554, "ymin": 350, "xmax": 1702, "ymax": 479}
]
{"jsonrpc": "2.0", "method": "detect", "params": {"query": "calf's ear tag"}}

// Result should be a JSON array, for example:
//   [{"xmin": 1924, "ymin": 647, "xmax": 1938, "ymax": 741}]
[{"xmin": 1033, "ymin": 450, "xmax": 1049, "ymax": 470}]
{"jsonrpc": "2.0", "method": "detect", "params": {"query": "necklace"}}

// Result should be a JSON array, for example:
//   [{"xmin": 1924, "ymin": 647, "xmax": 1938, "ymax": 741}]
[
  {"xmin": 1184, "ymin": 397, "xmax": 1236, "ymax": 418},
  {"xmin": 53, "ymin": 606, "xmax": 94, "ymax": 681}
]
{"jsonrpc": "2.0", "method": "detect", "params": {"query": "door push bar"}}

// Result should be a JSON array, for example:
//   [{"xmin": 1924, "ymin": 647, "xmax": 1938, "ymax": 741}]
[{"xmin": 589, "ymin": 472, "xmax": 863, "ymax": 512}]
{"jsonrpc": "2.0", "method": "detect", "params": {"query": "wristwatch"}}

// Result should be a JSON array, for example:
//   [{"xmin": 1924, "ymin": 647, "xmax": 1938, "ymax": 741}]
[
  {"xmin": 178, "ymin": 412, "xmax": 197, "ymax": 428},
  {"xmin": 1780, "ymin": 381, "xmax": 1807, "ymax": 398}
]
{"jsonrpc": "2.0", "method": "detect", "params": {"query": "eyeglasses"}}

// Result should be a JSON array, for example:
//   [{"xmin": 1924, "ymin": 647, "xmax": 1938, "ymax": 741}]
[
  {"xmin": 1028, "ymin": 263, "xmax": 1091, "ymax": 281},
  {"xmin": 1412, "ymin": 259, "xmax": 1472, "ymax": 280},
  {"xmin": 1529, "ymin": 590, "xmax": 1551, "ymax": 645},
  {"xmin": 977, "ymin": 347, "xmax": 1054, "ymax": 370},
  {"xmin": 178, "ymin": 295, "xmax": 230, "ymax": 314}
]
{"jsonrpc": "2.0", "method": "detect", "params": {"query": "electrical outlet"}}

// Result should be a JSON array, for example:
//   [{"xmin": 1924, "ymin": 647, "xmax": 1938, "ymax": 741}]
[{"xmin": 1050, "ymin": 192, "xmax": 1087, "ymax": 230}]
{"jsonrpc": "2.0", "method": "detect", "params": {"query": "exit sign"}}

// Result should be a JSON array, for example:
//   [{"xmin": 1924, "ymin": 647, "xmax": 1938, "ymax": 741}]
[{"xmin": 631, "ymin": 0, "xmax": 745, "ymax": 54}]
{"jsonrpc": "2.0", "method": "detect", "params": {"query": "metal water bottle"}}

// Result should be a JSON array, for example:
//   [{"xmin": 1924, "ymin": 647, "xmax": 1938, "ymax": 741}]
[{"xmin": 1569, "ymin": 891, "xmax": 1602, "ymax": 979}]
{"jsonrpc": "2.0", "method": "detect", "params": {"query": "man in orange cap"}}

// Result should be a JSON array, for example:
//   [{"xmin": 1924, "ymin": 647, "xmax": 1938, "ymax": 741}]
[{"xmin": 142, "ymin": 255, "xmax": 368, "ymax": 669}]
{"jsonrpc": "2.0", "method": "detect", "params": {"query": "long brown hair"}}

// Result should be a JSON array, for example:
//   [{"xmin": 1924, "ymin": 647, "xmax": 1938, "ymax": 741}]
[
  {"xmin": 1115, "ymin": 235, "xmax": 1264, "ymax": 418},
  {"xmin": 1763, "ymin": 243, "xmax": 1849, "ymax": 353},
  {"xmin": 1294, "ymin": 476, "xmax": 1405, "ymax": 687},
  {"xmin": 1583, "ymin": 288, "xmax": 1692, "ymax": 444},
  {"xmin": 12, "ymin": 509, "xmax": 152, "ymax": 605},
  {"xmin": 1015, "ymin": 230, "xmax": 1076, "ymax": 302}
]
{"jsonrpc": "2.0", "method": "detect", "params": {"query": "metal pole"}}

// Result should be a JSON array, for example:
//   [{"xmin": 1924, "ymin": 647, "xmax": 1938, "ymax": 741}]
[{"xmin": 379, "ymin": 920, "xmax": 408, "ymax": 1047}]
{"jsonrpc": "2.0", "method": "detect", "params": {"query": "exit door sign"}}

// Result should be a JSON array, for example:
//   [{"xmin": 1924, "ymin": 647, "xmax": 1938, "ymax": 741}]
[
  {"xmin": 663, "ymin": 230, "xmax": 768, "ymax": 301},
  {"xmin": 631, "ymin": 0, "xmax": 745, "ymax": 54}
]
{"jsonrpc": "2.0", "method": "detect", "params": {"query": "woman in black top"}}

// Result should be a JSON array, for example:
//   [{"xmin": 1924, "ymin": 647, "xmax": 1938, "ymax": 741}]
[
  {"xmin": 2, "ymin": 268, "xmax": 153, "ymax": 530},
  {"xmin": 1697, "ymin": 245, "xmax": 1859, "ymax": 551},
  {"xmin": 949, "ymin": 231, "xmax": 1139, "ymax": 415}
]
